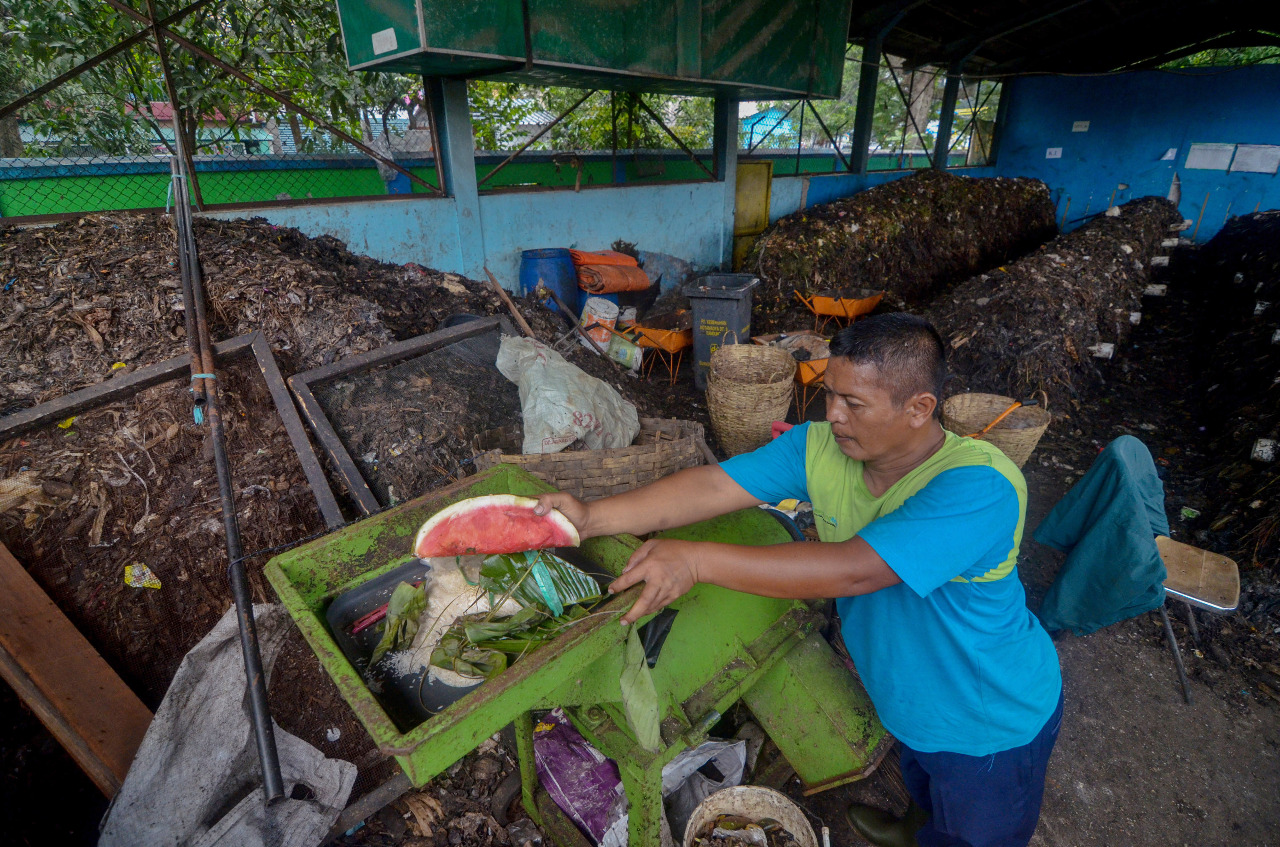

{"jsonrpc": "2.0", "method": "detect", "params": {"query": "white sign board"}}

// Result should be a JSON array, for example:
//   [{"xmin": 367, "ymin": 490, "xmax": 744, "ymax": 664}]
[
  {"xmin": 1185, "ymin": 143, "xmax": 1236, "ymax": 171},
  {"xmin": 371, "ymin": 28, "xmax": 398, "ymax": 55},
  {"xmin": 1072, "ymin": 121, "xmax": 1090, "ymax": 133},
  {"xmin": 1045, "ymin": 147, "xmax": 1063, "ymax": 159},
  {"xmin": 1229, "ymin": 144, "xmax": 1280, "ymax": 174},
  {"xmin": 1161, "ymin": 148, "xmax": 1178, "ymax": 161}
]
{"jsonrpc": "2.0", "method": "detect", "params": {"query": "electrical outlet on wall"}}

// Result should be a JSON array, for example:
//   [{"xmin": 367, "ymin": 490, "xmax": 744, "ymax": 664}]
[{"xmin": 1046, "ymin": 147, "xmax": 1063, "ymax": 159}]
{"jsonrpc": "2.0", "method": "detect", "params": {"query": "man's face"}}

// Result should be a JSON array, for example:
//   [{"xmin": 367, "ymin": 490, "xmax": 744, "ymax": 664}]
[{"xmin": 823, "ymin": 358, "xmax": 917, "ymax": 462}]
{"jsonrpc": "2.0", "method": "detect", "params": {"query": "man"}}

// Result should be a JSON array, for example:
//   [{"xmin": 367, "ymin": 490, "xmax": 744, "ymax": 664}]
[{"xmin": 534, "ymin": 313, "xmax": 1062, "ymax": 847}]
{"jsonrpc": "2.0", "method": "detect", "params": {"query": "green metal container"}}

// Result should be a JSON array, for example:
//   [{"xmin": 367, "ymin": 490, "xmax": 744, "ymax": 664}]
[
  {"xmin": 266, "ymin": 464, "xmax": 886, "ymax": 844},
  {"xmin": 334, "ymin": 0, "xmax": 851, "ymax": 99}
]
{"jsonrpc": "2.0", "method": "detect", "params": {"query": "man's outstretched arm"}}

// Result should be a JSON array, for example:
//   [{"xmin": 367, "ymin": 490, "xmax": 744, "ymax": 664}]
[{"xmin": 533, "ymin": 463, "xmax": 763, "ymax": 540}]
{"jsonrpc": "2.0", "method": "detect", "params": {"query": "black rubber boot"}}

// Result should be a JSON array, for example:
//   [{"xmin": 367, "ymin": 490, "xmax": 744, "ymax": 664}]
[{"xmin": 845, "ymin": 801, "xmax": 927, "ymax": 847}]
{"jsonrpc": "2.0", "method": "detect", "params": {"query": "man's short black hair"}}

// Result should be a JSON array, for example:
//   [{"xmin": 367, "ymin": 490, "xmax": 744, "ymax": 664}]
[{"xmin": 829, "ymin": 313, "xmax": 947, "ymax": 410}]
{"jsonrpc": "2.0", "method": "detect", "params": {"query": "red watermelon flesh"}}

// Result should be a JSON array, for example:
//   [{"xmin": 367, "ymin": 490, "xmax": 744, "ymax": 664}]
[{"xmin": 413, "ymin": 494, "xmax": 581, "ymax": 558}]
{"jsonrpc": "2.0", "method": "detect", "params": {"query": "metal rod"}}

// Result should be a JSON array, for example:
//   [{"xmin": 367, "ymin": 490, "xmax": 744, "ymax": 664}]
[
  {"xmin": 478, "ymin": 89, "xmax": 595, "ymax": 188},
  {"xmin": 804, "ymin": 100, "xmax": 851, "ymax": 172},
  {"xmin": 1192, "ymin": 191, "xmax": 1210, "ymax": 242},
  {"xmin": 538, "ymin": 286, "xmax": 624, "ymax": 372},
  {"xmin": 101, "ymin": 0, "xmax": 436, "ymax": 194},
  {"xmin": 746, "ymin": 100, "xmax": 800, "ymax": 155},
  {"xmin": 633, "ymin": 96, "xmax": 715, "ymax": 180},
  {"xmin": 886, "ymin": 61, "xmax": 936, "ymax": 168},
  {"xmin": 0, "ymin": 0, "xmax": 216, "ymax": 122},
  {"xmin": 420, "ymin": 77, "xmax": 447, "ymax": 196},
  {"xmin": 1159, "ymin": 603, "xmax": 1192, "ymax": 705},
  {"xmin": 149, "ymin": 0, "xmax": 203, "ymax": 210},
  {"xmin": 170, "ymin": 157, "xmax": 286, "ymax": 804},
  {"xmin": 169, "ymin": 162, "xmax": 207, "ymax": 414},
  {"xmin": 795, "ymin": 100, "xmax": 805, "ymax": 175}
]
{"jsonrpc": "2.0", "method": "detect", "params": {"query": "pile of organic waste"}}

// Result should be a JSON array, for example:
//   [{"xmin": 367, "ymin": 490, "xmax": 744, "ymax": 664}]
[
  {"xmin": 924, "ymin": 197, "xmax": 1182, "ymax": 408},
  {"xmin": 746, "ymin": 170, "xmax": 1056, "ymax": 333},
  {"xmin": 691, "ymin": 813, "xmax": 803, "ymax": 846},
  {"xmin": 1183, "ymin": 211, "xmax": 1280, "ymax": 571}
]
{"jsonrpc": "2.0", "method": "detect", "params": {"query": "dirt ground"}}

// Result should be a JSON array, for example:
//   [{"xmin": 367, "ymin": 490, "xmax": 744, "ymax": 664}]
[{"xmin": 3, "ymin": 210, "xmax": 1278, "ymax": 846}]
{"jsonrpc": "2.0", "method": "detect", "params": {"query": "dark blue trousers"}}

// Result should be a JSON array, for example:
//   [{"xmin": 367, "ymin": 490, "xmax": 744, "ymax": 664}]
[{"xmin": 900, "ymin": 691, "xmax": 1064, "ymax": 847}]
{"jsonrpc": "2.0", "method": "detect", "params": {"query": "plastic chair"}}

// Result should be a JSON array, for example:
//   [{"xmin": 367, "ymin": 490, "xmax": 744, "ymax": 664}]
[{"xmin": 1153, "ymin": 535, "xmax": 1240, "ymax": 705}]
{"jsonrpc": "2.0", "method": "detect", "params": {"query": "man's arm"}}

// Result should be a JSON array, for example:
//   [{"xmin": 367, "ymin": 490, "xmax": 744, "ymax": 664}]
[
  {"xmin": 608, "ymin": 535, "xmax": 901, "ymax": 624},
  {"xmin": 533, "ymin": 463, "xmax": 762, "ymax": 540}
]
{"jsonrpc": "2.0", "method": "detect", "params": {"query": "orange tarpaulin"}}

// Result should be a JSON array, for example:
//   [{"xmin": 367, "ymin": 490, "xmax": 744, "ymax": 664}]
[
  {"xmin": 569, "ymin": 249, "xmax": 638, "ymax": 267},
  {"xmin": 577, "ymin": 264, "xmax": 651, "ymax": 294}
]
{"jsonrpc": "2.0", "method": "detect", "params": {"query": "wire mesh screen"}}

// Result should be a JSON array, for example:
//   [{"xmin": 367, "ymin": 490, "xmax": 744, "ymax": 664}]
[
  {"xmin": 1, "ymin": 1, "xmax": 440, "ymax": 222},
  {"xmin": 313, "ymin": 330, "xmax": 521, "ymax": 508}
]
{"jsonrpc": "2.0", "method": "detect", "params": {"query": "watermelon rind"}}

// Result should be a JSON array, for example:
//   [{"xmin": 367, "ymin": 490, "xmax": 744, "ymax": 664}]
[{"xmin": 413, "ymin": 494, "xmax": 580, "ymax": 558}]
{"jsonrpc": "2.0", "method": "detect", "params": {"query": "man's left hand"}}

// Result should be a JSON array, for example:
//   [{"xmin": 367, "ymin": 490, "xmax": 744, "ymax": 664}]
[{"xmin": 608, "ymin": 539, "xmax": 701, "ymax": 625}]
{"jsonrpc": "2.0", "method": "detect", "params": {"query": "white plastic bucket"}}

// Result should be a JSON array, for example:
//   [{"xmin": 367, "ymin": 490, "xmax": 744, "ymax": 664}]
[
  {"xmin": 580, "ymin": 296, "xmax": 620, "ymax": 349},
  {"xmin": 682, "ymin": 786, "xmax": 819, "ymax": 847}
]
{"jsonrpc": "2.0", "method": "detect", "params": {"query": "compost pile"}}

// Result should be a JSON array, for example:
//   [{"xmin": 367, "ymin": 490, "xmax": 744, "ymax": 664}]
[
  {"xmin": 1186, "ymin": 212, "xmax": 1280, "ymax": 571},
  {"xmin": 746, "ymin": 170, "xmax": 1056, "ymax": 333},
  {"xmin": 925, "ymin": 197, "xmax": 1181, "ymax": 407},
  {"xmin": 0, "ymin": 214, "xmax": 505, "ymax": 415}
]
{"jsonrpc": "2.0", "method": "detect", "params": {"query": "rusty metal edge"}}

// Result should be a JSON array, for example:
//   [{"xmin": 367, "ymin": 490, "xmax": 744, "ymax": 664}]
[
  {"xmin": 248, "ymin": 333, "xmax": 345, "ymax": 530},
  {"xmin": 0, "ymin": 333, "xmax": 254, "ymax": 441},
  {"xmin": 0, "ymin": 331, "xmax": 346, "ymax": 534},
  {"xmin": 285, "ymin": 317, "xmax": 512, "ymax": 516},
  {"xmin": 320, "ymin": 772, "xmax": 413, "ymax": 845}
]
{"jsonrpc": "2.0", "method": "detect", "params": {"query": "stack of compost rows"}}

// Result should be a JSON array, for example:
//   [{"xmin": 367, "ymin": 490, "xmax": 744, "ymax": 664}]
[
  {"xmin": 747, "ymin": 170, "xmax": 1057, "ymax": 333},
  {"xmin": 1190, "ymin": 211, "xmax": 1280, "ymax": 569},
  {"xmin": 926, "ymin": 197, "xmax": 1181, "ymax": 406}
]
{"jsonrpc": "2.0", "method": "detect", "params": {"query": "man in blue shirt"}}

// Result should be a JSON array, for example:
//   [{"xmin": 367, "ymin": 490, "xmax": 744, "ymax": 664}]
[{"xmin": 535, "ymin": 314, "xmax": 1062, "ymax": 847}]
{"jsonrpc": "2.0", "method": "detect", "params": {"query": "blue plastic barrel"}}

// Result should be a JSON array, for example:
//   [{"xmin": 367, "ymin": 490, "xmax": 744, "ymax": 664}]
[{"xmin": 519, "ymin": 248, "xmax": 578, "ymax": 314}]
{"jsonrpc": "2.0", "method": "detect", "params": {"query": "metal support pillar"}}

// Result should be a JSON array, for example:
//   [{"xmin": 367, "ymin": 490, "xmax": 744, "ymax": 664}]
[
  {"xmin": 987, "ymin": 78, "xmax": 1013, "ymax": 166},
  {"xmin": 932, "ymin": 62, "xmax": 963, "ymax": 170},
  {"xmin": 849, "ymin": 39, "xmax": 882, "ymax": 175},
  {"xmin": 434, "ymin": 78, "xmax": 487, "ymax": 279},
  {"xmin": 714, "ymin": 94, "xmax": 739, "ymax": 270}
]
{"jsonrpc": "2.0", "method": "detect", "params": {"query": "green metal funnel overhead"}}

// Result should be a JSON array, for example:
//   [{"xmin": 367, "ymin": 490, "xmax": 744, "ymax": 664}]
[{"xmin": 334, "ymin": 0, "xmax": 851, "ymax": 99}]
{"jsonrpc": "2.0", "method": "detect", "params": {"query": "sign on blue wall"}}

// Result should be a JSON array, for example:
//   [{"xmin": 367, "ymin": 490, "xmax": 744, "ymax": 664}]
[{"xmin": 994, "ymin": 66, "xmax": 1280, "ymax": 241}]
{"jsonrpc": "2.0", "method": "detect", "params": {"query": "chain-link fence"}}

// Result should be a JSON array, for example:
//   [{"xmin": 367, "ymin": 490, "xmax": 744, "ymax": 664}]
[{"xmin": 1, "ymin": 0, "xmax": 442, "ymax": 222}]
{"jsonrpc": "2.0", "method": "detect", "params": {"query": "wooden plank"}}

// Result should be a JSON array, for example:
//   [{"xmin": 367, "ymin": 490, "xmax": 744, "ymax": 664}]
[{"xmin": 0, "ymin": 541, "xmax": 152, "ymax": 796}]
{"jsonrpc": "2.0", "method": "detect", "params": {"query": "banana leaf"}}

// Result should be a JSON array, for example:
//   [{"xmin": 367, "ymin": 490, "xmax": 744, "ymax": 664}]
[
  {"xmin": 480, "ymin": 551, "xmax": 601, "ymax": 615},
  {"xmin": 370, "ymin": 581, "xmax": 427, "ymax": 665}
]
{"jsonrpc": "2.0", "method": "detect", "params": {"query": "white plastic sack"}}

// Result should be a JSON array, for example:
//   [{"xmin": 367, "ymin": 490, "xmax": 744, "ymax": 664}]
[
  {"xmin": 99, "ymin": 605, "xmax": 356, "ymax": 847},
  {"xmin": 497, "ymin": 336, "xmax": 640, "ymax": 455}
]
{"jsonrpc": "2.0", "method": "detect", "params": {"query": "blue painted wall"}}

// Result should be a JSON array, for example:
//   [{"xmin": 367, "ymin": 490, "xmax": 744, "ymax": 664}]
[
  {"xmin": 995, "ymin": 66, "xmax": 1280, "ymax": 241},
  {"xmin": 767, "ymin": 166, "xmax": 997, "ymax": 223},
  {"xmin": 206, "ymin": 180, "xmax": 729, "ymax": 288}
]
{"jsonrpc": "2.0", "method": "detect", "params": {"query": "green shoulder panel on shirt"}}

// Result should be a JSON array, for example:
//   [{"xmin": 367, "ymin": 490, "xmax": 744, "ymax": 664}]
[{"xmin": 804, "ymin": 423, "xmax": 1027, "ymax": 582}]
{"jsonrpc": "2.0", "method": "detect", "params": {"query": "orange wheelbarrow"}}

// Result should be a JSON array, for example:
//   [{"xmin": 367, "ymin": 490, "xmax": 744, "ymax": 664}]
[
  {"xmin": 633, "ymin": 317, "xmax": 694, "ymax": 386},
  {"xmin": 794, "ymin": 288, "xmax": 884, "ymax": 334}
]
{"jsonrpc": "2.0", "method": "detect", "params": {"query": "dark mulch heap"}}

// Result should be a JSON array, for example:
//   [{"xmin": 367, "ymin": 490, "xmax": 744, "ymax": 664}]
[
  {"xmin": 1182, "ymin": 211, "xmax": 1280, "ymax": 572},
  {"xmin": 925, "ymin": 197, "xmax": 1182, "ymax": 408},
  {"xmin": 746, "ymin": 170, "xmax": 1057, "ymax": 333}
]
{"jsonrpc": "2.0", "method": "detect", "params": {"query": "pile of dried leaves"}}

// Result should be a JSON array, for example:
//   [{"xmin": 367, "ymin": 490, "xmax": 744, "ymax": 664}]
[
  {"xmin": 1185, "ymin": 212, "xmax": 1280, "ymax": 571},
  {"xmin": 0, "ymin": 214, "xmax": 505, "ymax": 415},
  {"xmin": 925, "ymin": 197, "xmax": 1182, "ymax": 407},
  {"xmin": 746, "ymin": 170, "xmax": 1057, "ymax": 333}
]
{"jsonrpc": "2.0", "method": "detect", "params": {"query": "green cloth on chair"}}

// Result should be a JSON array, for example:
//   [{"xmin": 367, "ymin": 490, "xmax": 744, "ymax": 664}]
[{"xmin": 1034, "ymin": 435, "xmax": 1169, "ymax": 635}]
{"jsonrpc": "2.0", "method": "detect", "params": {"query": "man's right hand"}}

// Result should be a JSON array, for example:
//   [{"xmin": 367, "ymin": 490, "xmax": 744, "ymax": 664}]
[{"xmin": 533, "ymin": 492, "xmax": 595, "ymax": 540}]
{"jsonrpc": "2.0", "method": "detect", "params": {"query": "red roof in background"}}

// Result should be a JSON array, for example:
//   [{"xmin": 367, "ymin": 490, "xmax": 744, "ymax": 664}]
[{"xmin": 126, "ymin": 101, "xmax": 238, "ymax": 124}]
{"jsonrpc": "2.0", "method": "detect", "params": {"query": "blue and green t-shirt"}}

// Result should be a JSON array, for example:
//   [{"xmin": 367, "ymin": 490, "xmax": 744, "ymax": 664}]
[{"xmin": 721, "ymin": 422, "xmax": 1061, "ymax": 756}]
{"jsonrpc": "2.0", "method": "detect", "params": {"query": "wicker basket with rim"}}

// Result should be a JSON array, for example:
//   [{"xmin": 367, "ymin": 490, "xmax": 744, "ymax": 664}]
[
  {"xmin": 706, "ymin": 342, "xmax": 797, "ymax": 456},
  {"xmin": 942, "ymin": 391, "xmax": 1050, "ymax": 468},
  {"xmin": 472, "ymin": 417, "xmax": 707, "ymax": 500}
]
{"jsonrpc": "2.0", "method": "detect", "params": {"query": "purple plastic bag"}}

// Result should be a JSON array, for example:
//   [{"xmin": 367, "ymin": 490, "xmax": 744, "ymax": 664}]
[{"xmin": 533, "ymin": 708, "xmax": 626, "ymax": 844}]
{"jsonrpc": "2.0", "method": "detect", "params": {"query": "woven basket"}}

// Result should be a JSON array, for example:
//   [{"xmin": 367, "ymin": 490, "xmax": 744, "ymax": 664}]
[
  {"xmin": 942, "ymin": 392, "xmax": 1050, "ymax": 468},
  {"xmin": 472, "ymin": 418, "xmax": 707, "ymax": 500},
  {"xmin": 706, "ymin": 343, "xmax": 796, "ymax": 456}
]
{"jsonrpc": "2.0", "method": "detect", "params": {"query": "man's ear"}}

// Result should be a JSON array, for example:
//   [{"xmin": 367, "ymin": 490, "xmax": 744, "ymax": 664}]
[{"xmin": 905, "ymin": 392, "xmax": 937, "ymax": 427}]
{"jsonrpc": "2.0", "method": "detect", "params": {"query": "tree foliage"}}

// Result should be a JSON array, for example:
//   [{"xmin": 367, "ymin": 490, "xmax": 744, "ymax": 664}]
[{"xmin": 1, "ymin": 0, "xmax": 421, "ymax": 157}]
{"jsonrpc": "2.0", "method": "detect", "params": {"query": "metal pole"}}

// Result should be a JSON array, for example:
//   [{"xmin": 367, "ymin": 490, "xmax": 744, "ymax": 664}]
[
  {"xmin": 477, "ymin": 89, "xmax": 595, "ymax": 188},
  {"xmin": 170, "ymin": 158, "xmax": 286, "ymax": 805},
  {"xmin": 794, "ymin": 100, "xmax": 805, "ymax": 176},
  {"xmin": 146, "ymin": 0, "xmax": 203, "ymax": 209},
  {"xmin": 932, "ymin": 61, "xmax": 963, "ymax": 170},
  {"xmin": 633, "ymin": 96, "xmax": 716, "ymax": 180},
  {"xmin": 849, "ymin": 39, "xmax": 882, "ymax": 175}
]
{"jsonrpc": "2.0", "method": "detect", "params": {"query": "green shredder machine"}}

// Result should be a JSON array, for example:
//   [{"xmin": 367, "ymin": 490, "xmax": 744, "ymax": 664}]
[{"xmin": 266, "ymin": 465, "xmax": 888, "ymax": 845}]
